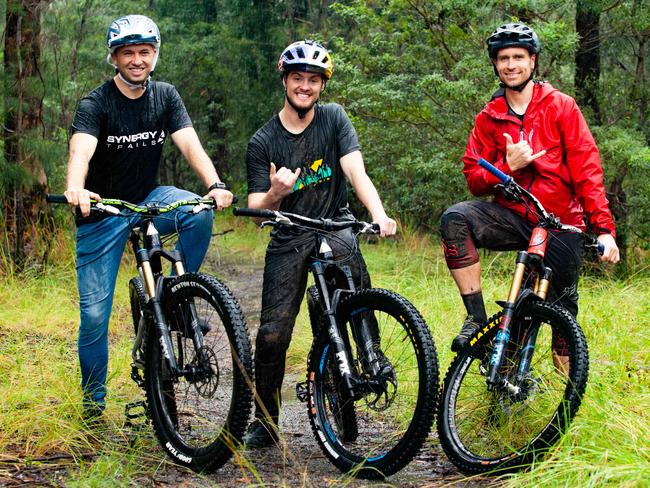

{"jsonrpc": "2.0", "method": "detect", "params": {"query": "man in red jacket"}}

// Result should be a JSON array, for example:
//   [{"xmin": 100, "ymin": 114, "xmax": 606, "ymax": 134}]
[{"xmin": 441, "ymin": 23, "xmax": 619, "ymax": 352}]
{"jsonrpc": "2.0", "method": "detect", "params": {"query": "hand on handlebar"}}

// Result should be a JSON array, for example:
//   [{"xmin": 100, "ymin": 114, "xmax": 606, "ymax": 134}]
[
  {"xmin": 205, "ymin": 188, "xmax": 233, "ymax": 212},
  {"xmin": 597, "ymin": 233, "xmax": 620, "ymax": 264},
  {"xmin": 64, "ymin": 188, "xmax": 102, "ymax": 217},
  {"xmin": 372, "ymin": 213, "xmax": 397, "ymax": 237},
  {"xmin": 503, "ymin": 133, "xmax": 546, "ymax": 172}
]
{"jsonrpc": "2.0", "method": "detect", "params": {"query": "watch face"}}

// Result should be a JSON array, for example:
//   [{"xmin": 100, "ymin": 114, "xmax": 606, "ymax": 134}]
[{"xmin": 210, "ymin": 182, "xmax": 226, "ymax": 190}]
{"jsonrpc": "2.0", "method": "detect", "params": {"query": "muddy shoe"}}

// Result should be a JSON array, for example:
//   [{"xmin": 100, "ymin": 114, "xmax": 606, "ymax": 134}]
[
  {"xmin": 451, "ymin": 316, "xmax": 483, "ymax": 352},
  {"xmin": 244, "ymin": 419, "xmax": 278, "ymax": 449}
]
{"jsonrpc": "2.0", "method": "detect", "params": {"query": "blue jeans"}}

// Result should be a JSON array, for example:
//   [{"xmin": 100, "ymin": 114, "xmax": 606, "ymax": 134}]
[{"xmin": 76, "ymin": 186, "xmax": 213, "ymax": 408}]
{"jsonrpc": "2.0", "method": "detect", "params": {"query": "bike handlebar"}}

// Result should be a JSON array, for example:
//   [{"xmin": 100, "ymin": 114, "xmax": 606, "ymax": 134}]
[
  {"xmin": 477, "ymin": 158, "xmax": 512, "ymax": 184},
  {"xmin": 476, "ymin": 160, "xmax": 604, "ymax": 254},
  {"xmin": 233, "ymin": 207, "xmax": 380, "ymax": 234},
  {"xmin": 46, "ymin": 194, "xmax": 236, "ymax": 216}
]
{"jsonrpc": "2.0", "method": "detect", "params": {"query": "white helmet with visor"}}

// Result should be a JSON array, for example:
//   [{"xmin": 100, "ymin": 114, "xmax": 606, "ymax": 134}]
[{"xmin": 106, "ymin": 15, "xmax": 161, "ymax": 82}]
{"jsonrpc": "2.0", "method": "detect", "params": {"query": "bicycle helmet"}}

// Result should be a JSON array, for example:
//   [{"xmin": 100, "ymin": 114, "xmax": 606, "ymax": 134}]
[
  {"xmin": 106, "ymin": 15, "xmax": 161, "ymax": 78},
  {"xmin": 486, "ymin": 23, "xmax": 541, "ymax": 59},
  {"xmin": 278, "ymin": 40, "xmax": 333, "ymax": 80}
]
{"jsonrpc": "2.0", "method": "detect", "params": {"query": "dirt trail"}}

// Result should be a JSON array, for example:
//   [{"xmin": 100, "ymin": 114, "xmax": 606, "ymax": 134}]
[
  {"xmin": 0, "ymin": 254, "xmax": 488, "ymax": 487},
  {"xmin": 179, "ymin": 256, "xmax": 485, "ymax": 487}
]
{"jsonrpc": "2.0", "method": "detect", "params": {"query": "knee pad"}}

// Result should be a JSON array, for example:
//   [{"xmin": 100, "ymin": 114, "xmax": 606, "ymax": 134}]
[{"xmin": 440, "ymin": 210, "xmax": 479, "ymax": 269}]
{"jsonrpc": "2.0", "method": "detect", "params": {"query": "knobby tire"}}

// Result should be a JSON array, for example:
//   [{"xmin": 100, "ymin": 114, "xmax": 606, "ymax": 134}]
[
  {"xmin": 144, "ymin": 273, "xmax": 253, "ymax": 472},
  {"xmin": 437, "ymin": 300, "xmax": 589, "ymax": 474},
  {"xmin": 306, "ymin": 288, "xmax": 439, "ymax": 479}
]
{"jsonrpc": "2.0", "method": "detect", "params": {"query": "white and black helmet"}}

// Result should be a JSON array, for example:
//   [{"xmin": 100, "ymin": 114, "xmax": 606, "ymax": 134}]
[
  {"xmin": 106, "ymin": 15, "xmax": 161, "ymax": 71},
  {"xmin": 278, "ymin": 40, "xmax": 334, "ymax": 80}
]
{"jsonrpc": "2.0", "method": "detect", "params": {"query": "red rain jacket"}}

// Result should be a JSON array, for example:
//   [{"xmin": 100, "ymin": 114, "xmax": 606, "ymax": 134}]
[{"xmin": 462, "ymin": 81, "xmax": 616, "ymax": 237}]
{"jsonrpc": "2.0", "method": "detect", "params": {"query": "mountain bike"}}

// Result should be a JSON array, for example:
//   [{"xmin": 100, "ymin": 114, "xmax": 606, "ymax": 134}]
[
  {"xmin": 233, "ymin": 207, "xmax": 439, "ymax": 479},
  {"xmin": 47, "ymin": 194, "xmax": 253, "ymax": 473},
  {"xmin": 437, "ymin": 158, "xmax": 601, "ymax": 474}
]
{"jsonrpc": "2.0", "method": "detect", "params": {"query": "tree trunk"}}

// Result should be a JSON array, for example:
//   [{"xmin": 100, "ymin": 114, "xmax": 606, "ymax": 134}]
[
  {"xmin": 3, "ymin": 0, "xmax": 51, "ymax": 270},
  {"xmin": 575, "ymin": 0, "xmax": 602, "ymax": 125}
]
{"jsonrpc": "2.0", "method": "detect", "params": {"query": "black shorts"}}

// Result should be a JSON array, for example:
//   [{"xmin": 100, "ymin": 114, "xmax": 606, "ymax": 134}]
[{"xmin": 440, "ymin": 200, "xmax": 584, "ymax": 316}]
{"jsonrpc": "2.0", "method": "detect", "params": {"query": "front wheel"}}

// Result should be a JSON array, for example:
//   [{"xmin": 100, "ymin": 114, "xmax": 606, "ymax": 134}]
[
  {"xmin": 307, "ymin": 288, "xmax": 439, "ymax": 478},
  {"xmin": 144, "ymin": 273, "xmax": 253, "ymax": 472},
  {"xmin": 437, "ymin": 301, "xmax": 589, "ymax": 474}
]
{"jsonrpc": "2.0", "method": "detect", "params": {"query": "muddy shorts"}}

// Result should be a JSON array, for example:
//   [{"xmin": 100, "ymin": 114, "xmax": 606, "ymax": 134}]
[
  {"xmin": 253, "ymin": 226, "xmax": 371, "ymax": 419},
  {"xmin": 440, "ymin": 200, "xmax": 584, "ymax": 316}
]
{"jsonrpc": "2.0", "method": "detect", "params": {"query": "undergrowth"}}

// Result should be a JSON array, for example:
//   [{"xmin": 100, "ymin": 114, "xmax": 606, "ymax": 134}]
[{"xmin": 0, "ymin": 215, "xmax": 648, "ymax": 486}]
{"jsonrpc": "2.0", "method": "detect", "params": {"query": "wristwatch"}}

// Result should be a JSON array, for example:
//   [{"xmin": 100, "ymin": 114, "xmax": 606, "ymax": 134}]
[{"xmin": 207, "ymin": 181, "xmax": 227, "ymax": 192}]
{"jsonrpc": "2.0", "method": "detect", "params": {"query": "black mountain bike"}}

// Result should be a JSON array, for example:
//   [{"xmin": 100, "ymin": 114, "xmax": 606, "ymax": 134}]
[
  {"xmin": 47, "ymin": 195, "xmax": 253, "ymax": 473},
  {"xmin": 437, "ymin": 158, "xmax": 600, "ymax": 474},
  {"xmin": 233, "ymin": 207, "xmax": 439, "ymax": 479}
]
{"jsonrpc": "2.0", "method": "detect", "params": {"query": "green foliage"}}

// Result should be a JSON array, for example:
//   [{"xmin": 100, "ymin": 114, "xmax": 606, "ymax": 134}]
[
  {"xmin": 322, "ymin": 1, "xmax": 583, "ymax": 226},
  {"xmin": 594, "ymin": 126, "xmax": 650, "ymax": 247},
  {"xmin": 2, "ymin": 0, "xmax": 649, "ymax": 261},
  {"xmin": 1, "ymin": 222, "xmax": 648, "ymax": 485}
]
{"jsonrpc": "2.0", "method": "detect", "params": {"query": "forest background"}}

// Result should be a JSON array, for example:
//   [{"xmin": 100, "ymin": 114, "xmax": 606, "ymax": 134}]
[
  {"xmin": 0, "ymin": 1, "xmax": 648, "ymax": 486},
  {"xmin": 0, "ymin": 0, "xmax": 649, "ymax": 270}
]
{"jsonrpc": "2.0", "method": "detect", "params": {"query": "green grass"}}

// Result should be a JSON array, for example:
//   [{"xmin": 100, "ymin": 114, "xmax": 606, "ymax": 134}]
[{"xmin": 1, "ymin": 219, "xmax": 648, "ymax": 486}]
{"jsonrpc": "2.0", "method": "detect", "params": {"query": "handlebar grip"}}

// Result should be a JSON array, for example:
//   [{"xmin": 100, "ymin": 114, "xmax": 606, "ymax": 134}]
[
  {"xmin": 46, "ymin": 194, "xmax": 69, "ymax": 204},
  {"xmin": 477, "ymin": 158, "xmax": 512, "ymax": 184},
  {"xmin": 232, "ymin": 207, "xmax": 277, "ymax": 219},
  {"xmin": 598, "ymin": 242, "xmax": 605, "ymax": 255}
]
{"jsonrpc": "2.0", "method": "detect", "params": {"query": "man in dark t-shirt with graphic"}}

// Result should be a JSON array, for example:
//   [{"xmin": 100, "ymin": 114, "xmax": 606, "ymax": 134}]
[
  {"xmin": 64, "ymin": 15, "xmax": 232, "ymax": 417},
  {"xmin": 243, "ymin": 40, "xmax": 397, "ymax": 448}
]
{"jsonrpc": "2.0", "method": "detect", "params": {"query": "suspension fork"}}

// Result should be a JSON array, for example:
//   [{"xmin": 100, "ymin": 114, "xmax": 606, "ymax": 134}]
[
  {"xmin": 311, "ymin": 260, "xmax": 358, "ymax": 398},
  {"xmin": 337, "ymin": 263, "xmax": 382, "ymax": 377},
  {"xmin": 487, "ymin": 251, "xmax": 530, "ymax": 389},
  {"xmin": 130, "ymin": 223, "xmax": 183, "ymax": 378}
]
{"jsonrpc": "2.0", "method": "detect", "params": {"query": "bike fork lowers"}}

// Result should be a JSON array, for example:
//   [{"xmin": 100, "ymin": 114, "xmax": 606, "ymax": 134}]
[
  {"xmin": 312, "ymin": 261, "xmax": 358, "ymax": 398},
  {"xmin": 486, "ymin": 251, "xmax": 528, "ymax": 389},
  {"xmin": 131, "ymin": 225, "xmax": 183, "ymax": 378}
]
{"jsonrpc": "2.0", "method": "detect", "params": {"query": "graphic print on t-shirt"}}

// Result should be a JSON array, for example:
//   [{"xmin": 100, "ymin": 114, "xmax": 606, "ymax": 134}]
[
  {"xmin": 293, "ymin": 158, "xmax": 332, "ymax": 192},
  {"xmin": 105, "ymin": 130, "xmax": 166, "ymax": 150}
]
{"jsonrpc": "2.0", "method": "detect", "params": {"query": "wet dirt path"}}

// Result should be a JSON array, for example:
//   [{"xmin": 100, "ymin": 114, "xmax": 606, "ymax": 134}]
[{"xmin": 178, "ymin": 255, "xmax": 488, "ymax": 488}]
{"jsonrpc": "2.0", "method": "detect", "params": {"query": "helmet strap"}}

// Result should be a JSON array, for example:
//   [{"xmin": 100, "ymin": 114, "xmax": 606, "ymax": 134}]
[
  {"xmin": 117, "ymin": 71, "xmax": 149, "ymax": 91},
  {"xmin": 504, "ymin": 74, "xmax": 533, "ymax": 92},
  {"xmin": 284, "ymin": 87, "xmax": 318, "ymax": 120}
]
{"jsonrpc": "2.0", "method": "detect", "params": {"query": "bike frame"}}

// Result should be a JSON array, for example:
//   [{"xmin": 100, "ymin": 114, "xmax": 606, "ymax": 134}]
[
  {"xmin": 475, "ymin": 158, "xmax": 597, "ymax": 391},
  {"xmin": 231, "ymin": 206, "xmax": 383, "ymax": 401},
  {"xmin": 45, "ymin": 195, "xmax": 214, "ymax": 384}
]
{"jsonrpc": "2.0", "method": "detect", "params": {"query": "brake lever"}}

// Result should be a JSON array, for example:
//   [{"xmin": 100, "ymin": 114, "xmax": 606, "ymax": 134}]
[{"xmin": 499, "ymin": 181, "xmax": 524, "ymax": 203}]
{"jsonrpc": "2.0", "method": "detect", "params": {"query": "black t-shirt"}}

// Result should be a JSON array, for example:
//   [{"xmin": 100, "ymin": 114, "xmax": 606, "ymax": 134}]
[
  {"xmin": 246, "ymin": 103, "xmax": 360, "ymax": 223},
  {"xmin": 72, "ymin": 79, "xmax": 192, "ymax": 204}
]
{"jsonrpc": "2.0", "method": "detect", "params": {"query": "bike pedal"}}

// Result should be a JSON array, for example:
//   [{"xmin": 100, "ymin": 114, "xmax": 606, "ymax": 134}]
[
  {"xmin": 130, "ymin": 365, "xmax": 145, "ymax": 389},
  {"xmin": 125, "ymin": 400, "xmax": 149, "ymax": 427},
  {"xmin": 295, "ymin": 381, "xmax": 309, "ymax": 403}
]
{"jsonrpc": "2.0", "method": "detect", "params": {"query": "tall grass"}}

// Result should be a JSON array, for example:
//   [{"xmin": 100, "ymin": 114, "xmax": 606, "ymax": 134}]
[{"xmin": 1, "ymin": 217, "xmax": 648, "ymax": 485}]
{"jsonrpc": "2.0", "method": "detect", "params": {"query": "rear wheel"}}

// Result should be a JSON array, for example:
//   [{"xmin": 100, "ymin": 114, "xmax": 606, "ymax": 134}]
[
  {"xmin": 144, "ymin": 273, "xmax": 253, "ymax": 472},
  {"xmin": 437, "ymin": 301, "xmax": 589, "ymax": 474},
  {"xmin": 307, "ymin": 288, "xmax": 438, "ymax": 478}
]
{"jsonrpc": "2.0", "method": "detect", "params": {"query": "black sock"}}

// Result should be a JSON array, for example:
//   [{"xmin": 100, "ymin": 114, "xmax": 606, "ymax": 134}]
[{"xmin": 462, "ymin": 291, "xmax": 487, "ymax": 323}]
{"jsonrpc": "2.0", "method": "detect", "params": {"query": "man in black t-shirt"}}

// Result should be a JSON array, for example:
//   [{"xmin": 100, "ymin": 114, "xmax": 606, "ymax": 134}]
[
  {"xmin": 64, "ymin": 15, "xmax": 232, "ymax": 417},
  {"xmin": 244, "ymin": 40, "xmax": 397, "ymax": 448}
]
